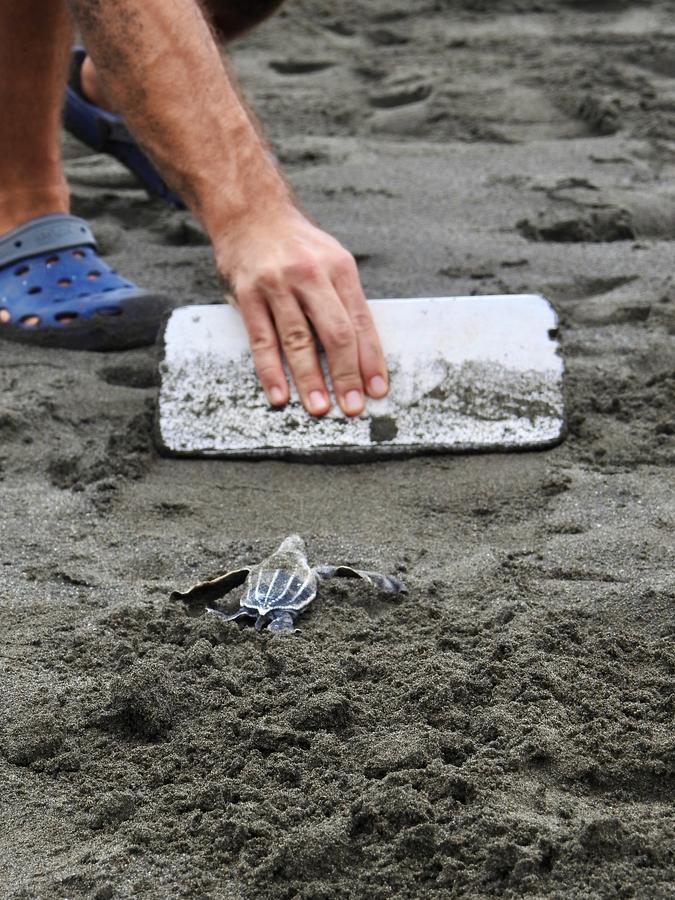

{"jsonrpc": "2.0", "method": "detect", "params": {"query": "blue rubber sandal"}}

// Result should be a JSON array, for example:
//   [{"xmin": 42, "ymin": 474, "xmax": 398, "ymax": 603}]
[
  {"xmin": 63, "ymin": 47, "xmax": 185, "ymax": 210},
  {"xmin": 0, "ymin": 214, "xmax": 178, "ymax": 351}
]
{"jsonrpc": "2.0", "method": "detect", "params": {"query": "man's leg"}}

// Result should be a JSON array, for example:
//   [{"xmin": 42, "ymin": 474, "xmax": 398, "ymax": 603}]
[
  {"xmin": 80, "ymin": 0, "xmax": 286, "ymax": 111},
  {"xmin": 0, "ymin": 0, "xmax": 71, "ymax": 236},
  {"xmin": 0, "ymin": 0, "xmax": 176, "ymax": 342}
]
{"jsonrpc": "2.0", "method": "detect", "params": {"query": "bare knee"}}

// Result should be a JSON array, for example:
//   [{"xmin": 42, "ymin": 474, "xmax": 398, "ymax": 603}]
[{"xmin": 203, "ymin": 0, "xmax": 286, "ymax": 40}]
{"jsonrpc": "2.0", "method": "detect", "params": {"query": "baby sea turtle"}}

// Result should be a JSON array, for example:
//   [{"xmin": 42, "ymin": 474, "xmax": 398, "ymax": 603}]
[{"xmin": 170, "ymin": 534, "xmax": 407, "ymax": 633}]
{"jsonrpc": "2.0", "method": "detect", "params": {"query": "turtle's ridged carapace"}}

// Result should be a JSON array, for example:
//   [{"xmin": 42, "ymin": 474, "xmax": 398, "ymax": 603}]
[
  {"xmin": 243, "ymin": 567, "xmax": 318, "ymax": 614},
  {"xmin": 277, "ymin": 534, "xmax": 306, "ymax": 556},
  {"xmin": 242, "ymin": 533, "xmax": 316, "ymax": 616}
]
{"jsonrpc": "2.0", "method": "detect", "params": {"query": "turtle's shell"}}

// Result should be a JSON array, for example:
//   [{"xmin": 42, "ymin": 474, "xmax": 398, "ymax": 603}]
[{"xmin": 242, "ymin": 545, "xmax": 317, "ymax": 614}]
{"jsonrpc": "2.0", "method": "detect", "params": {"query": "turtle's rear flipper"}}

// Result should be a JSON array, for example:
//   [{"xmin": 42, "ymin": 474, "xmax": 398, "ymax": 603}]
[
  {"xmin": 315, "ymin": 565, "xmax": 407, "ymax": 594},
  {"xmin": 170, "ymin": 568, "xmax": 251, "ymax": 607},
  {"xmin": 208, "ymin": 607, "xmax": 254, "ymax": 623},
  {"xmin": 254, "ymin": 612, "xmax": 297, "ymax": 633},
  {"xmin": 265, "ymin": 610, "xmax": 298, "ymax": 634}
]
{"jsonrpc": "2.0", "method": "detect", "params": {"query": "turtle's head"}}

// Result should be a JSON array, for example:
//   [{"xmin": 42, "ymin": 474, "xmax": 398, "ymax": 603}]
[{"xmin": 278, "ymin": 534, "xmax": 306, "ymax": 556}]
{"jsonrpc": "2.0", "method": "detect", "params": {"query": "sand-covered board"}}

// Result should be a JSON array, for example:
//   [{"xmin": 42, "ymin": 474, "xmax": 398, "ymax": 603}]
[{"xmin": 156, "ymin": 295, "xmax": 565, "ymax": 459}]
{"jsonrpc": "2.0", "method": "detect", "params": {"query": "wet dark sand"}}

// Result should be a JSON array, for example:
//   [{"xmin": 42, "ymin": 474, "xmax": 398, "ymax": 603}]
[{"xmin": 1, "ymin": 1, "xmax": 674, "ymax": 897}]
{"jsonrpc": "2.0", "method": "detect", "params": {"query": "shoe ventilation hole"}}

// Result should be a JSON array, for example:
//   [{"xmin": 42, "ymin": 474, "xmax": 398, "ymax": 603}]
[
  {"xmin": 14, "ymin": 265, "xmax": 29, "ymax": 276},
  {"xmin": 72, "ymin": 250, "xmax": 86, "ymax": 259},
  {"xmin": 19, "ymin": 315, "xmax": 39, "ymax": 327},
  {"xmin": 58, "ymin": 277, "xmax": 72, "ymax": 287},
  {"xmin": 97, "ymin": 306, "xmax": 122, "ymax": 317},
  {"xmin": 28, "ymin": 286, "xmax": 42, "ymax": 295},
  {"xmin": 0, "ymin": 308, "xmax": 10, "ymax": 323},
  {"xmin": 56, "ymin": 311, "xmax": 79, "ymax": 323},
  {"xmin": 87, "ymin": 270, "xmax": 101, "ymax": 280},
  {"xmin": 46, "ymin": 256, "xmax": 59, "ymax": 267}
]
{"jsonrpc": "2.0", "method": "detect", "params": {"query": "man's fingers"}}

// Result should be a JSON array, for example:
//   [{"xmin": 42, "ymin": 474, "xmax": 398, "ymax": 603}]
[
  {"xmin": 298, "ymin": 279, "xmax": 366, "ymax": 417},
  {"xmin": 332, "ymin": 255, "xmax": 388, "ymax": 399},
  {"xmin": 237, "ymin": 290, "xmax": 289, "ymax": 407},
  {"xmin": 234, "ymin": 234, "xmax": 387, "ymax": 417},
  {"xmin": 265, "ymin": 292, "xmax": 331, "ymax": 416}
]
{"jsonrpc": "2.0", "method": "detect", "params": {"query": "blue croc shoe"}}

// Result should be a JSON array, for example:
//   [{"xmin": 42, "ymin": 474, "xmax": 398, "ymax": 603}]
[
  {"xmin": 64, "ymin": 47, "xmax": 185, "ymax": 210},
  {"xmin": 0, "ymin": 214, "xmax": 178, "ymax": 351}
]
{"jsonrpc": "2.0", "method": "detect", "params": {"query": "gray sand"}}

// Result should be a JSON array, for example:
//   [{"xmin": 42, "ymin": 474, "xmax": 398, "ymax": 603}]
[{"xmin": 1, "ymin": 1, "xmax": 674, "ymax": 897}]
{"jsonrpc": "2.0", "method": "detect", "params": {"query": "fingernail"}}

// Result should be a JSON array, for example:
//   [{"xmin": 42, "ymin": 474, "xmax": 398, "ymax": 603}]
[
  {"xmin": 309, "ymin": 390, "xmax": 327, "ymax": 413},
  {"xmin": 269, "ymin": 386, "xmax": 285, "ymax": 406},
  {"xmin": 344, "ymin": 390, "xmax": 364, "ymax": 414},
  {"xmin": 369, "ymin": 375, "xmax": 388, "ymax": 397}
]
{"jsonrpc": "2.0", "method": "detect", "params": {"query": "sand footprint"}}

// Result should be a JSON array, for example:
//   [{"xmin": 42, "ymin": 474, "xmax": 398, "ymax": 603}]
[
  {"xmin": 366, "ymin": 27, "xmax": 410, "ymax": 47},
  {"xmin": 269, "ymin": 59, "xmax": 335, "ymax": 75},
  {"xmin": 517, "ymin": 209, "xmax": 635, "ymax": 243},
  {"xmin": 98, "ymin": 363, "xmax": 158, "ymax": 390},
  {"xmin": 369, "ymin": 83, "xmax": 433, "ymax": 110}
]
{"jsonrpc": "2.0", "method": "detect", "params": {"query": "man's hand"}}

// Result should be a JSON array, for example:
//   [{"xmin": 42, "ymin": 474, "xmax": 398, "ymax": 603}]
[{"xmin": 216, "ymin": 206, "xmax": 388, "ymax": 416}]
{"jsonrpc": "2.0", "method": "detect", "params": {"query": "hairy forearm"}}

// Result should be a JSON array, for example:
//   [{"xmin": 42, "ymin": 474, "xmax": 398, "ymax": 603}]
[{"xmin": 68, "ymin": 0, "xmax": 290, "ymax": 240}]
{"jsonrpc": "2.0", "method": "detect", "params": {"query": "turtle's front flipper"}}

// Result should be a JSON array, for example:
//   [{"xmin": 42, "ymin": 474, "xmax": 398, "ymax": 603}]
[
  {"xmin": 315, "ymin": 565, "xmax": 407, "ymax": 594},
  {"xmin": 170, "ymin": 568, "xmax": 251, "ymax": 607}
]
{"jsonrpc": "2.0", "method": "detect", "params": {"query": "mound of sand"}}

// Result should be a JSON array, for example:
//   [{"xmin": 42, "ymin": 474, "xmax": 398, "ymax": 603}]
[{"xmin": 1, "ymin": 1, "xmax": 673, "ymax": 897}]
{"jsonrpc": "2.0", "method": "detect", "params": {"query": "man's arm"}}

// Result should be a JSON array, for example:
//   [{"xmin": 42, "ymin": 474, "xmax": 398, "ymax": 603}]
[{"xmin": 68, "ymin": 0, "xmax": 389, "ymax": 416}]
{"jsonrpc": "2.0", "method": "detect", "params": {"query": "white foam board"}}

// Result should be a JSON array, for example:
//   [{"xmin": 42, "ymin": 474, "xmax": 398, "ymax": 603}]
[{"xmin": 156, "ymin": 296, "xmax": 565, "ymax": 459}]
